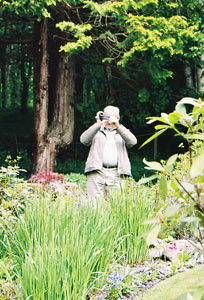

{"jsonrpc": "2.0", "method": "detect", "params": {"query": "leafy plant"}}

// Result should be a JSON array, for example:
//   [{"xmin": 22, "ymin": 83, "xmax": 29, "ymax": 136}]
[
  {"xmin": 139, "ymin": 97, "xmax": 204, "ymax": 250},
  {"xmin": 0, "ymin": 156, "xmax": 31, "ymax": 237},
  {"xmin": 106, "ymin": 272, "xmax": 135, "ymax": 299},
  {"xmin": 63, "ymin": 172, "xmax": 87, "ymax": 191},
  {"xmin": 6, "ymin": 196, "xmax": 120, "ymax": 300},
  {"xmin": 27, "ymin": 169, "xmax": 86, "ymax": 201}
]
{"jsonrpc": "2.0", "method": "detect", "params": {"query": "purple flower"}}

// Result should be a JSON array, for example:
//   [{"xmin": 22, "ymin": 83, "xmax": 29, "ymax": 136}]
[{"xmin": 109, "ymin": 273, "xmax": 123, "ymax": 287}]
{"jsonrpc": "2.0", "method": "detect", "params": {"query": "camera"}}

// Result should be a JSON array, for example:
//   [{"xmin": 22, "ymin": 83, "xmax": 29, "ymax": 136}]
[{"xmin": 99, "ymin": 112, "xmax": 110, "ymax": 121}]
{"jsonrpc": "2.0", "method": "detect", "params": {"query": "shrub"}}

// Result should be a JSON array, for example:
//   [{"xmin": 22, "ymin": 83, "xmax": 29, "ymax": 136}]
[{"xmin": 27, "ymin": 169, "xmax": 86, "ymax": 201}]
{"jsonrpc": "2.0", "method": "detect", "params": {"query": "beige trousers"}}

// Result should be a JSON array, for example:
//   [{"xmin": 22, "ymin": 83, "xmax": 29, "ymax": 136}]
[{"xmin": 87, "ymin": 167, "xmax": 124, "ymax": 207}]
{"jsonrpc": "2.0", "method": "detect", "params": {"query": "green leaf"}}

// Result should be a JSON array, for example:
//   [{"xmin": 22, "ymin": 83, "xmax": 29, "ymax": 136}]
[
  {"xmin": 138, "ymin": 175, "xmax": 158, "ymax": 184},
  {"xmin": 197, "ymin": 175, "xmax": 204, "ymax": 183},
  {"xmin": 164, "ymin": 204, "xmax": 180, "ymax": 217},
  {"xmin": 143, "ymin": 158, "xmax": 165, "ymax": 171},
  {"xmin": 170, "ymin": 182, "xmax": 179, "ymax": 192},
  {"xmin": 190, "ymin": 152, "xmax": 204, "ymax": 178},
  {"xmin": 178, "ymin": 216, "xmax": 199, "ymax": 223},
  {"xmin": 155, "ymin": 124, "xmax": 170, "ymax": 130},
  {"xmin": 166, "ymin": 154, "xmax": 178, "ymax": 167},
  {"xmin": 145, "ymin": 224, "xmax": 161, "ymax": 246},
  {"xmin": 168, "ymin": 112, "xmax": 181, "ymax": 124},
  {"xmin": 195, "ymin": 211, "xmax": 204, "ymax": 227},
  {"xmin": 139, "ymin": 128, "xmax": 168, "ymax": 148},
  {"xmin": 183, "ymin": 133, "xmax": 204, "ymax": 140},
  {"xmin": 159, "ymin": 174, "xmax": 168, "ymax": 201}
]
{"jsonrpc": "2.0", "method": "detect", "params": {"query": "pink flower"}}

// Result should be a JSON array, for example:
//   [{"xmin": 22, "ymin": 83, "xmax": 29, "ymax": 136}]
[{"xmin": 169, "ymin": 242, "xmax": 177, "ymax": 250}]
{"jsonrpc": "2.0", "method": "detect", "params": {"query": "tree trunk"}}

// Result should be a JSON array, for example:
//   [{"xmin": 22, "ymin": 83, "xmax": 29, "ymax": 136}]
[
  {"xmin": 20, "ymin": 45, "xmax": 30, "ymax": 112},
  {"xmin": 184, "ymin": 61, "xmax": 194, "ymax": 89},
  {"xmin": 32, "ymin": 18, "xmax": 75, "ymax": 173},
  {"xmin": 45, "ymin": 52, "xmax": 75, "ymax": 171},
  {"xmin": 196, "ymin": 54, "xmax": 204, "ymax": 93},
  {"xmin": 1, "ymin": 44, "xmax": 9, "ymax": 108},
  {"xmin": 33, "ymin": 18, "xmax": 49, "ymax": 173},
  {"xmin": 104, "ymin": 64, "xmax": 114, "ymax": 104}
]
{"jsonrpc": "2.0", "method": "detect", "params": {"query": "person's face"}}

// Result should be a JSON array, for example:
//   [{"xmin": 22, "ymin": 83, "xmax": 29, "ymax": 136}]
[{"xmin": 104, "ymin": 112, "xmax": 119, "ymax": 130}]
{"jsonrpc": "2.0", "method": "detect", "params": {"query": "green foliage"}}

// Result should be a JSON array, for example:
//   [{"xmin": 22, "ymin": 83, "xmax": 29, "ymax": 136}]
[
  {"xmin": 57, "ymin": 22, "xmax": 92, "ymax": 55},
  {"xmin": 110, "ymin": 180, "xmax": 155, "ymax": 264},
  {"xmin": 56, "ymin": 157, "xmax": 85, "ymax": 175},
  {"xmin": 58, "ymin": 0, "xmax": 204, "ymax": 73},
  {"xmin": 106, "ymin": 272, "xmax": 135, "ymax": 299},
  {"xmin": 63, "ymin": 172, "xmax": 87, "ymax": 191},
  {"xmin": 6, "ymin": 196, "xmax": 119, "ymax": 299},
  {"xmin": 1, "ymin": 0, "xmax": 63, "ymax": 18},
  {"xmin": 0, "ymin": 157, "xmax": 28, "ymax": 230},
  {"xmin": 1, "ymin": 181, "xmax": 154, "ymax": 299},
  {"xmin": 139, "ymin": 97, "xmax": 204, "ymax": 249}
]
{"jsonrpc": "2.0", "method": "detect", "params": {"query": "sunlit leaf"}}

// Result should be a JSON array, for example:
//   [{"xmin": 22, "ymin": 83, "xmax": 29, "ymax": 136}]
[
  {"xmin": 178, "ymin": 216, "xmax": 199, "ymax": 223},
  {"xmin": 168, "ymin": 112, "xmax": 181, "ymax": 124},
  {"xmin": 164, "ymin": 204, "xmax": 180, "ymax": 217},
  {"xmin": 159, "ymin": 174, "xmax": 168, "ymax": 201},
  {"xmin": 155, "ymin": 124, "xmax": 170, "ymax": 130},
  {"xmin": 166, "ymin": 154, "xmax": 178, "ymax": 167},
  {"xmin": 190, "ymin": 152, "xmax": 204, "ymax": 178},
  {"xmin": 139, "ymin": 128, "xmax": 168, "ymax": 148},
  {"xmin": 143, "ymin": 158, "xmax": 165, "ymax": 171},
  {"xmin": 138, "ymin": 175, "xmax": 158, "ymax": 184},
  {"xmin": 184, "ymin": 133, "xmax": 204, "ymax": 140},
  {"xmin": 175, "ymin": 98, "xmax": 199, "ymax": 114},
  {"xmin": 145, "ymin": 224, "xmax": 161, "ymax": 246}
]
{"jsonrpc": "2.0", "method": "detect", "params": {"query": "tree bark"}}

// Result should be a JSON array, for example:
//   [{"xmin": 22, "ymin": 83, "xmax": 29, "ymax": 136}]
[
  {"xmin": 32, "ymin": 18, "xmax": 75, "ymax": 173},
  {"xmin": 184, "ymin": 61, "xmax": 194, "ymax": 89},
  {"xmin": 33, "ymin": 18, "xmax": 49, "ymax": 173},
  {"xmin": 45, "ymin": 52, "xmax": 75, "ymax": 171}
]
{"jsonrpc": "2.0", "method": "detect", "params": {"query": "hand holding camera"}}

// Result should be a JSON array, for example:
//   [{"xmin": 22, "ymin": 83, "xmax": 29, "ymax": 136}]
[{"xmin": 95, "ymin": 111, "xmax": 119, "ymax": 128}]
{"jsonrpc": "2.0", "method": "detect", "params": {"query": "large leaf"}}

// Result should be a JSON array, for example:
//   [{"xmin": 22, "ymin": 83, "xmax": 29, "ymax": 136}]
[
  {"xmin": 143, "ymin": 158, "xmax": 165, "ymax": 171},
  {"xmin": 139, "ymin": 128, "xmax": 168, "ymax": 148},
  {"xmin": 183, "ymin": 133, "xmax": 204, "ymax": 140},
  {"xmin": 159, "ymin": 174, "xmax": 168, "ymax": 201},
  {"xmin": 138, "ymin": 174, "xmax": 158, "ymax": 184},
  {"xmin": 164, "ymin": 204, "xmax": 181, "ymax": 217},
  {"xmin": 178, "ymin": 216, "xmax": 199, "ymax": 223},
  {"xmin": 145, "ymin": 224, "xmax": 161, "ymax": 246},
  {"xmin": 190, "ymin": 152, "xmax": 204, "ymax": 178},
  {"xmin": 175, "ymin": 97, "xmax": 199, "ymax": 114},
  {"xmin": 166, "ymin": 154, "xmax": 178, "ymax": 167}
]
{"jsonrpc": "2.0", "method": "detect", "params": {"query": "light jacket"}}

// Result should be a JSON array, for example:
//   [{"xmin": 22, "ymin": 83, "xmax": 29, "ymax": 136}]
[{"xmin": 80, "ymin": 123, "xmax": 137, "ymax": 176}]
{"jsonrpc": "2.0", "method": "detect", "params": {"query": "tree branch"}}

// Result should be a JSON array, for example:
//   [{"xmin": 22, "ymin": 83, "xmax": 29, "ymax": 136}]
[{"xmin": 0, "ymin": 38, "xmax": 33, "ymax": 44}]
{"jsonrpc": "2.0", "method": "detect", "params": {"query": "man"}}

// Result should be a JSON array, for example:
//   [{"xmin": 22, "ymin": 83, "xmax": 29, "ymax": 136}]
[{"xmin": 80, "ymin": 105, "xmax": 137, "ymax": 205}]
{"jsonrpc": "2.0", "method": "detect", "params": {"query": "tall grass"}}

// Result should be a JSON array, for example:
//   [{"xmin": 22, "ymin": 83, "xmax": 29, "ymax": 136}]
[
  {"xmin": 5, "ymin": 182, "xmax": 154, "ymax": 299},
  {"xmin": 11, "ymin": 197, "xmax": 119, "ymax": 300},
  {"xmin": 109, "ymin": 181, "xmax": 154, "ymax": 264}
]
